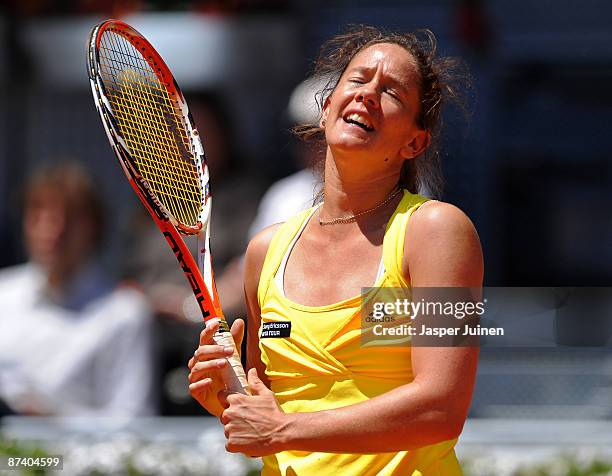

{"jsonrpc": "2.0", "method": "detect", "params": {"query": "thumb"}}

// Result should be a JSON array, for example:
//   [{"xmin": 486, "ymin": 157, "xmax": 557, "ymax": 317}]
[
  {"xmin": 230, "ymin": 318, "xmax": 245, "ymax": 349},
  {"xmin": 247, "ymin": 367, "xmax": 269, "ymax": 395}
]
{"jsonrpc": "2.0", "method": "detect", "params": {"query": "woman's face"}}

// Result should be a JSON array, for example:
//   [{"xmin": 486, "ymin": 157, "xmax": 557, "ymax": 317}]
[{"xmin": 322, "ymin": 42, "xmax": 428, "ymax": 168}]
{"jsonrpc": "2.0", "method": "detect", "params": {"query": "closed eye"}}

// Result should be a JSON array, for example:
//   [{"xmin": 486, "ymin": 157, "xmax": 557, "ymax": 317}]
[{"xmin": 383, "ymin": 87, "xmax": 401, "ymax": 101}]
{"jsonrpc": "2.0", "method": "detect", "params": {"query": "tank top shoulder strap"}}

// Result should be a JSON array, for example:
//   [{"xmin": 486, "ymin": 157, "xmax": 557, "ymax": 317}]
[
  {"xmin": 257, "ymin": 206, "xmax": 317, "ymax": 309},
  {"xmin": 381, "ymin": 190, "xmax": 430, "ymax": 288}
]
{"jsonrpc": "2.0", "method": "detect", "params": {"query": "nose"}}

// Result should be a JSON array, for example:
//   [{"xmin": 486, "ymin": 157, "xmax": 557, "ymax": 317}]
[{"xmin": 355, "ymin": 84, "xmax": 380, "ymax": 109}]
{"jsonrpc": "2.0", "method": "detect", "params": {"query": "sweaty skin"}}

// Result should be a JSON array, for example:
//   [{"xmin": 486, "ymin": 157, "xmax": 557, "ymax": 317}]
[{"xmin": 188, "ymin": 42, "xmax": 483, "ymax": 459}]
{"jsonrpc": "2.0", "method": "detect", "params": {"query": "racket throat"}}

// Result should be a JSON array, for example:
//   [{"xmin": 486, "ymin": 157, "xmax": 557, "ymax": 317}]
[{"xmin": 197, "ymin": 228, "xmax": 223, "ymax": 320}]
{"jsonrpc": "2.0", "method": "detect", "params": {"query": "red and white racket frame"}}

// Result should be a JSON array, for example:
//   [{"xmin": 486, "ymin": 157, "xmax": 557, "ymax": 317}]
[{"xmin": 87, "ymin": 20, "xmax": 249, "ymax": 394}]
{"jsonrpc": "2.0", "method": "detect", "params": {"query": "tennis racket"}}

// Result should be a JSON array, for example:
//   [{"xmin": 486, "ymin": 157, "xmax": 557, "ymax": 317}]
[{"xmin": 87, "ymin": 19, "xmax": 249, "ymax": 395}]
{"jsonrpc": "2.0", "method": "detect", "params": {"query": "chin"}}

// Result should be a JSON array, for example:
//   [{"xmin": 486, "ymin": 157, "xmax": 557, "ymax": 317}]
[{"xmin": 330, "ymin": 135, "xmax": 373, "ymax": 152}]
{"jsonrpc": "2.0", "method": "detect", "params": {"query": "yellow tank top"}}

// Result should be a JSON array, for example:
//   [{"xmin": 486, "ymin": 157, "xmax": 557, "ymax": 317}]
[{"xmin": 257, "ymin": 190, "xmax": 462, "ymax": 476}]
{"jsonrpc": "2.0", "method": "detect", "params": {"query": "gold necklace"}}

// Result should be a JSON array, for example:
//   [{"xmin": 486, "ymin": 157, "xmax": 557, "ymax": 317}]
[{"xmin": 318, "ymin": 188, "xmax": 402, "ymax": 226}]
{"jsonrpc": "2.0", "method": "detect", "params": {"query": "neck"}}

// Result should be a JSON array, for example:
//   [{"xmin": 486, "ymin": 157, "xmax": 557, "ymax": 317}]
[
  {"xmin": 38, "ymin": 256, "xmax": 88, "ymax": 296},
  {"xmin": 320, "ymin": 152, "xmax": 401, "ymax": 220}
]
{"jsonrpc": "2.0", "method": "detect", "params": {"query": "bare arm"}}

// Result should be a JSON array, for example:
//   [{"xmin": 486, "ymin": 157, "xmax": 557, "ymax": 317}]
[
  {"xmin": 222, "ymin": 202, "xmax": 483, "ymax": 455},
  {"xmin": 244, "ymin": 224, "xmax": 281, "ymax": 388}
]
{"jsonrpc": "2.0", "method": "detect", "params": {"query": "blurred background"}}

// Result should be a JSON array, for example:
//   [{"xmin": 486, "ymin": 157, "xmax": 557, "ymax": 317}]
[{"xmin": 0, "ymin": 0, "xmax": 611, "ymax": 475}]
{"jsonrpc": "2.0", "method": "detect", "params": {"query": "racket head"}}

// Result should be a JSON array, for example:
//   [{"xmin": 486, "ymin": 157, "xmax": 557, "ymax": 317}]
[{"xmin": 87, "ymin": 19, "xmax": 210, "ymax": 235}]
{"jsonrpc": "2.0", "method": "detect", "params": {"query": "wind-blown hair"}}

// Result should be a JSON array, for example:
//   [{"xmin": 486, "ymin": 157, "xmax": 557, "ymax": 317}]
[{"xmin": 294, "ymin": 25, "xmax": 471, "ymax": 198}]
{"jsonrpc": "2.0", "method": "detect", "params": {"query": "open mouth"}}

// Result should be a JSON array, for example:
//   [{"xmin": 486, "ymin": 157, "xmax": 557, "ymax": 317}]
[{"xmin": 343, "ymin": 113, "xmax": 374, "ymax": 132}]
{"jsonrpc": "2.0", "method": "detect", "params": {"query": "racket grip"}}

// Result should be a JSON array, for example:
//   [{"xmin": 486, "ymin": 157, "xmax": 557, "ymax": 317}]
[{"xmin": 213, "ymin": 330, "xmax": 250, "ymax": 395}]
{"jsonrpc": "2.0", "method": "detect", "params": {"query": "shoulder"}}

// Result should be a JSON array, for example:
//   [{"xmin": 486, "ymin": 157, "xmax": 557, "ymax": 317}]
[
  {"xmin": 108, "ymin": 285, "xmax": 151, "ymax": 311},
  {"xmin": 244, "ymin": 223, "xmax": 282, "ymax": 292},
  {"xmin": 0, "ymin": 262, "xmax": 35, "ymax": 283},
  {"xmin": 245, "ymin": 223, "xmax": 282, "ymax": 267},
  {"xmin": 404, "ymin": 201, "xmax": 483, "ymax": 286},
  {"xmin": 409, "ymin": 201, "xmax": 478, "ymax": 239},
  {"xmin": 0, "ymin": 263, "xmax": 41, "ymax": 298},
  {"xmin": 88, "ymin": 284, "xmax": 153, "ymax": 330}
]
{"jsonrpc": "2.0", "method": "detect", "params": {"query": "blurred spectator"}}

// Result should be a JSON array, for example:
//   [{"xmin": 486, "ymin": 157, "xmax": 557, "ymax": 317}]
[{"xmin": 0, "ymin": 162, "xmax": 155, "ymax": 417}]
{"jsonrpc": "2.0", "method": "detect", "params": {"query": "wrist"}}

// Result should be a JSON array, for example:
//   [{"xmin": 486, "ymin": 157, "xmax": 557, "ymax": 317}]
[{"xmin": 274, "ymin": 411, "xmax": 302, "ymax": 452}]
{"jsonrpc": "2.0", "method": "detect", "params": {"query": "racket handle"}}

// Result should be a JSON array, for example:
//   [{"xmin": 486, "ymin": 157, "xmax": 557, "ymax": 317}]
[{"xmin": 213, "ymin": 330, "xmax": 250, "ymax": 395}]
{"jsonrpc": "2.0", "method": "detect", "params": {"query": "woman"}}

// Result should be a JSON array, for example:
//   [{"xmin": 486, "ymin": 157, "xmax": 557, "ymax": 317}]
[{"xmin": 188, "ymin": 25, "xmax": 483, "ymax": 475}]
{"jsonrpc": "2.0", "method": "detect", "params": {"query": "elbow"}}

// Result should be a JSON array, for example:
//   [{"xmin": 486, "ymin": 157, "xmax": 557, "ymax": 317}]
[
  {"xmin": 415, "ymin": 406, "xmax": 469, "ymax": 446},
  {"xmin": 414, "ymin": 381, "xmax": 474, "ymax": 444},
  {"xmin": 425, "ymin": 411, "xmax": 465, "ymax": 443},
  {"xmin": 437, "ymin": 400, "xmax": 470, "ymax": 441},
  {"xmin": 438, "ymin": 412, "xmax": 466, "ymax": 441},
  {"xmin": 398, "ymin": 410, "xmax": 465, "ymax": 451}
]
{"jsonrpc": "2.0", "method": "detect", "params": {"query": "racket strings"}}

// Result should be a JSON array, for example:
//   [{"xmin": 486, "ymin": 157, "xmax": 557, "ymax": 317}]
[
  {"xmin": 100, "ymin": 38, "xmax": 192, "ymax": 196},
  {"xmin": 101, "ymin": 32, "xmax": 193, "ymax": 177},
  {"xmin": 98, "ymin": 29, "xmax": 202, "ymax": 227},
  {"xmin": 102, "ymin": 32, "xmax": 199, "ymax": 217}
]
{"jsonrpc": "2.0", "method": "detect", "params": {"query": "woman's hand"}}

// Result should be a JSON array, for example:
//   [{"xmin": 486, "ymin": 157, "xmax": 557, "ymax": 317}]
[
  {"xmin": 221, "ymin": 368, "xmax": 289, "ymax": 457},
  {"xmin": 188, "ymin": 318, "xmax": 244, "ymax": 417}
]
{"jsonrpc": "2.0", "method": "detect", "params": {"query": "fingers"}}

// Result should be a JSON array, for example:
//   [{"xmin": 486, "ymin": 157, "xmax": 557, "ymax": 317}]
[
  {"xmin": 189, "ymin": 319, "xmax": 233, "ymax": 371},
  {"xmin": 195, "ymin": 344, "xmax": 234, "ymax": 361},
  {"xmin": 188, "ymin": 318, "xmax": 244, "ymax": 403},
  {"xmin": 247, "ymin": 367, "xmax": 260, "ymax": 383},
  {"xmin": 188, "ymin": 377, "xmax": 213, "ymax": 400},
  {"xmin": 199, "ymin": 318, "xmax": 221, "ymax": 345},
  {"xmin": 218, "ymin": 389, "xmax": 231, "ymax": 410},
  {"xmin": 230, "ymin": 318, "xmax": 245, "ymax": 349},
  {"xmin": 188, "ymin": 359, "xmax": 228, "ymax": 383},
  {"xmin": 247, "ymin": 367, "xmax": 271, "ymax": 396},
  {"xmin": 218, "ymin": 390, "xmax": 244, "ymax": 411},
  {"xmin": 188, "ymin": 345, "xmax": 233, "ymax": 370}
]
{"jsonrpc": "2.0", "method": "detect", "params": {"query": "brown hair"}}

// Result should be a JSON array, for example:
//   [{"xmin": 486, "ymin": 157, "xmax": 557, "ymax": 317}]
[
  {"xmin": 24, "ymin": 162, "xmax": 106, "ymax": 247},
  {"xmin": 294, "ymin": 24, "xmax": 471, "ymax": 198}
]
